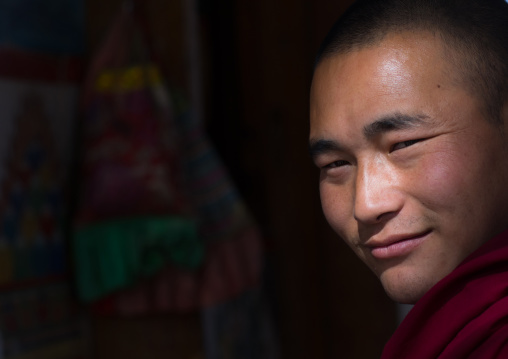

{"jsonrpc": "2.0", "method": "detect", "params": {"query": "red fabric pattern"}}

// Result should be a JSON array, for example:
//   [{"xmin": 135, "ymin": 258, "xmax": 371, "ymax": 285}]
[{"xmin": 382, "ymin": 230, "xmax": 508, "ymax": 358}]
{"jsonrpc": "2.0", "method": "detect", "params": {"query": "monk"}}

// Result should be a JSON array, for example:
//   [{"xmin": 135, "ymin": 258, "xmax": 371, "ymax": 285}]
[{"xmin": 309, "ymin": 0, "xmax": 508, "ymax": 357}]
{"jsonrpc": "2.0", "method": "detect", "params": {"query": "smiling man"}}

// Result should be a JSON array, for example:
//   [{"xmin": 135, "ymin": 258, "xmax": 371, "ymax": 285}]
[{"xmin": 310, "ymin": 0, "xmax": 508, "ymax": 357}]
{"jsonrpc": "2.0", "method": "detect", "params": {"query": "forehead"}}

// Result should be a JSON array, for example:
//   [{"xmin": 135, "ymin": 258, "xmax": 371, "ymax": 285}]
[{"xmin": 310, "ymin": 33, "xmax": 457, "ymax": 139}]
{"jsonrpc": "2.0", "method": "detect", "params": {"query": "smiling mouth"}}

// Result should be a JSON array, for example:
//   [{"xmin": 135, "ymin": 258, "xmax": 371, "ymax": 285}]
[{"xmin": 368, "ymin": 231, "xmax": 431, "ymax": 259}]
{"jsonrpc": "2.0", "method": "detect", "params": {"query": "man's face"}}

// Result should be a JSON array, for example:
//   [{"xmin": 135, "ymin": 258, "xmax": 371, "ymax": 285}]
[{"xmin": 309, "ymin": 32, "xmax": 508, "ymax": 304}]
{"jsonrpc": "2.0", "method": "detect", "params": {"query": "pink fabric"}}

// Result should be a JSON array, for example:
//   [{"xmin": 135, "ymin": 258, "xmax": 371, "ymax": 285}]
[{"xmin": 382, "ymin": 230, "xmax": 508, "ymax": 358}]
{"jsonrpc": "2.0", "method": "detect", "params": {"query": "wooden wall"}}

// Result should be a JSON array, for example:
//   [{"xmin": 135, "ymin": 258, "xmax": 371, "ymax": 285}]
[{"xmin": 85, "ymin": 0, "xmax": 397, "ymax": 358}]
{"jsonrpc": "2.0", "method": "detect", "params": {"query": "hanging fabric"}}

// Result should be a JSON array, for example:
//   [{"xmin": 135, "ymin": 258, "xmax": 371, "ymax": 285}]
[
  {"xmin": 73, "ymin": 5, "xmax": 203, "ymax": 303},
  {"xmin": 74, "ymin": 3, "xmax": 264, "ymax": 312}
]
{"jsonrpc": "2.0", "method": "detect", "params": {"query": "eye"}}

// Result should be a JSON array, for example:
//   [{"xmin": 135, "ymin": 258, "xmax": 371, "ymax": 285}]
[
  {"xmin": 391, "ymin": 139, "xmax": 421, "ymax": 152},
  {"xmin": 323, "ymin": 160, "xmax": 350, "ymax": 169}
]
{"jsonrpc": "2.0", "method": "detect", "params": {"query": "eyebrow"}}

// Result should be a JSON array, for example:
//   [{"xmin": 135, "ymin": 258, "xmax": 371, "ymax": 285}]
[
  {"xmin": 308, "ymin": 139, "xmax": 343, "ymax": 160},
  {"xmin": 309, "ymin": 112, "xmax": 429, "ymax": 160},
  {"xmin": 363, "ymin": 113, "xmax": 429, "ymax": 138}
]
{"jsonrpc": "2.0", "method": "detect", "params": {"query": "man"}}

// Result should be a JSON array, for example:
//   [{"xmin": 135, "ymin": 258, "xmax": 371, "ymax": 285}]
[{"xmin": 309, "ymin": 0, "xmax": 508, "ymax": 357}]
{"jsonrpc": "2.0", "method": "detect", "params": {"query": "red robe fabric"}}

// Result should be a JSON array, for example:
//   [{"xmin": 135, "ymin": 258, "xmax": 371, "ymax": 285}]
[{"xmin": 382, "ymin": 230, "xmax": 508, "ymax": 358}]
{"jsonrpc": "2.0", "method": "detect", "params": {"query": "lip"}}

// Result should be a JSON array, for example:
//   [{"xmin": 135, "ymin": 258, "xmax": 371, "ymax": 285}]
[{"xmin": 367, "ymin": 230, "xmax": 431, "ymax": 259}]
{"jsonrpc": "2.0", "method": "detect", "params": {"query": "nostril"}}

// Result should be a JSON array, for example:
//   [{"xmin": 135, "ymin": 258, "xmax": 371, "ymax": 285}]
[{"xmin": 376, "ymin": 210, "xmax": 400, "ymax": 223}]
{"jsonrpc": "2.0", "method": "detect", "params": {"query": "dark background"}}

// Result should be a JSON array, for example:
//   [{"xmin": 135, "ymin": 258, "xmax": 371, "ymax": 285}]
[{"xmin": 85, "ymin": 0, "xmax": 397, "ymax": 358}]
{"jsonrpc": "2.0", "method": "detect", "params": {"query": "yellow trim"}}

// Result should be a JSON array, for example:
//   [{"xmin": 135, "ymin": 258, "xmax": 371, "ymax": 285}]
[{"xmin": 95, "ymin": 65, "xmax": 162, "ymax": 93}]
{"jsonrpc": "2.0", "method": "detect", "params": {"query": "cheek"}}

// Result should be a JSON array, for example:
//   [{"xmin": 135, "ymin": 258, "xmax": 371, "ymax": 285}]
[
  {"xmin": 410, "ymin": 148, "xmax": 471, "ymax": 213},
  {"xmin": 319, "ymin": 183, "xmax": 353, "ymax": 236}
]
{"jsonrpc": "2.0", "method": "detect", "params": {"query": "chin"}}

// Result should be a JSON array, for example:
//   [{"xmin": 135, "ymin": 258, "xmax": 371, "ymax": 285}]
[
  {"xmin": 384, "ymin": 286, "xmax": 424, "ymax": 304},
  {"xmin": 379, "ymin": 270, "xmax": 437, "ymax": 304}
]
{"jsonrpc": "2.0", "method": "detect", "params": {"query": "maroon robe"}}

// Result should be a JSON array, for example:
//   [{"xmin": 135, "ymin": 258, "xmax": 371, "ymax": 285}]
[{"xmin": 382, "ymin": 230, "xmax": 508, "ymax": 358}]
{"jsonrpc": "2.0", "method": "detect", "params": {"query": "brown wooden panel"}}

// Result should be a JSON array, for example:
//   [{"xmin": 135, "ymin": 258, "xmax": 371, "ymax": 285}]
[{"xmin": 234, "ymin": 0, "xmax": 326, "ymax": 357}]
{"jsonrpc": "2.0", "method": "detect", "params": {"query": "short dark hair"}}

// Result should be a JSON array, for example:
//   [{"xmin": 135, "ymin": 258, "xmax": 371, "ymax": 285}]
[{"xmin": 316, "ymin": 0, "xmax": 508, "ymax": 123}]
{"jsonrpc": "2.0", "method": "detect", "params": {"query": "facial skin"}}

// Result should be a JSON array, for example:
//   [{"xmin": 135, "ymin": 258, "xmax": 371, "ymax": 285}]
[{"xmin": 309, "ymin": 32, "xmax": 508, "ymax": 304}]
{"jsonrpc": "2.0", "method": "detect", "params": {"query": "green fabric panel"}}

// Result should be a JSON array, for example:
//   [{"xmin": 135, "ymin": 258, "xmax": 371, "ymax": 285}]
[{"xmin": 73, "ymin": 217, "xmax": 201, "ymax": 302}]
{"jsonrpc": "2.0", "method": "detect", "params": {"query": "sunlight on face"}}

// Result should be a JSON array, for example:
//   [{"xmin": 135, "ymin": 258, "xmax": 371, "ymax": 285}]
[{"xmin": 310, "ymin": 32, "xmax": 508, "ymax": 303}]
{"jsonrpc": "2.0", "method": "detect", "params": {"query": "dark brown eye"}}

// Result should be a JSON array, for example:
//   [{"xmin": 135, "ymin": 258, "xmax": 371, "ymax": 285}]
[
  {"xmin": 391, "ymin": 139, "xmax": 421, "ymax": 152},
  {"xmin": 324, "ymin": 160, "xmax": 350, "ymax": 169}
]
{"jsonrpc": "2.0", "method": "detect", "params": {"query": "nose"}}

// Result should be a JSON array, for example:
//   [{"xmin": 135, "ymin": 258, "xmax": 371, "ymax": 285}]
[{"xmin": 353, "ymin": 159, "xmax": 404, "ymax": 224}]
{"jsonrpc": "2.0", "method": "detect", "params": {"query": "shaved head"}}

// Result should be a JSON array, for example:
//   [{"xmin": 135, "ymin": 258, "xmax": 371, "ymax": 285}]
[{"xmin": 316, "ymin": 0, "xmax": 508, "ymax": 124}]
